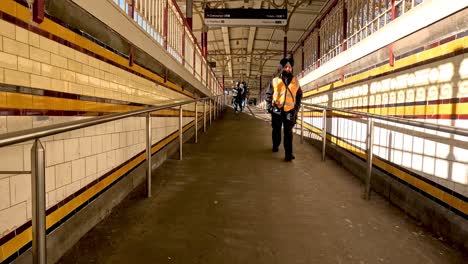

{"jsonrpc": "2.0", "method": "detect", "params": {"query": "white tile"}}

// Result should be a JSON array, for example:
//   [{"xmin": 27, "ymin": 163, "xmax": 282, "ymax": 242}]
[
  {"xmin": 91, "ymin": 135, "xmax": 103, "ymax": 155},
  {"xmin": 54, "ymin": 186, "xmax": 66, "ymax": 203},
  {"xmin": 45, "ymin": 140, "xmax": 64, "ymax": 166},
  {"xmin": 114, "ymin": 120, "xmax": 123, "ymax": 132},
  {"xmin": 32, "ymin": 116, "xmax": 53, "ymax": 128},
  {"xmin": 0, "ymin": 178, "xmax": 10, "ymax": 210},
  {"xmin": 85, "ymin": 155, "xmax": 97, "ymax": 177},
  {"xmin": 103, "ymin": 135, "xmax": 112, "ymax": 152},
  {"xmin": 70, "ymin": 128, "xmax": 84, "ymax": 139},
  {"xmin": 119, "ymin": 132, "xmax": 127, "ymax": 147},
  {"xmin": 107, "ymin": 150, "xmax": 116, "ymax": 169},
  {"xmin": 26, "ymin": 198, "xmax": 32, "ymax": 220},
  {"xmin": 53, "ymin": 131, "xmax": 72, "ymax": 141},
  {"xmin": 111, "ymin": 133, "xmax": 120, "ymax": 150},
  {"xmin": 97, "ymin": 153, "xmax": 107, "ymax": 173},
  {"xmin": 22, "ymin": 142, "xmax": 33, "ymax": 171},
  {"xmin": 9, "ymin": 174, "xmax": 31, "ymax": 205},
  {"xmin": 64, "ymin": 138, "xmax": 80, "ymax": 162},
  {"xmin": 47, "ymin": 190, "xmax": 56, "ymax": 209},
  {"xmin": 55, "ymin": 162, "xmax": 72, "ymax": 188},
  {"xmin": 95, "ymin": 124, "xmax": 106, "ymax": 135},
  {"xmin": 0, "ymin": 116, "xmax": 6, "ymax": 134},
  {"xmin": 132, "ymin": 131, "xmax": 139, "ymax": 146},
  {"xmin": 115, "ymin": 149, "xmax": 124, "ymax": 165},
  {"xmin": 45, "ymin": 166, "xmax": 55, "ymax": 192},
  {"xmin": 138, "ymin": 130, "xmax": 145, "ymax": 144},
  {"xmin": 105, "ymin": 122, "xmax": 115, "ymax": 134},
  {"xmin": 80, "ymin": 176, "xmax": 93, "ymax": 188},
  {"xmin": 79, "ymin": 137, "xmax": 92, "ymax": 158},
  {"xmin": 0, "ymin": 202, "xmax": 27, "ymax": 236},
  {"xmin": 83, "ymin": 126, "xmax": 96, "ymax": 137},
  {"xmin": 0, "ymin": 145, "xmax": 24, "ymax": 171},
  {"xmin": 126, "ymin": 131, "xmax": 134, "ymax": 146},
  {"xmin": 71, "ymin": 158, "xmax": 85, "ymax": 182},
  {"xmin": 7, "ymin": 116, "xmax": 33, "ymax": 132},
  {"xmin": 65, "ymin": 181, "xmax": 80, "ymax": 198}
]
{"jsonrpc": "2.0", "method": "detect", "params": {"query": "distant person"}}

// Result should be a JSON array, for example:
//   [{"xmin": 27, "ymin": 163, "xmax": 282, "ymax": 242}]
[
  {"xmin": 265, "ymin": 56, "xmax": 303, "ymax": 161},
  {"xmin": 235, "ymin": 82, "xmax": 246, "ymax": 112},
  {"xmin": 231, "ymin": 82, "xmax": 239, "ymax": 107}
]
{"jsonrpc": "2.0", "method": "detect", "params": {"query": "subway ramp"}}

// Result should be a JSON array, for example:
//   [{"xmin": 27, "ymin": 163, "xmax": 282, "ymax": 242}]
[{"xmin": 57, "ymin": 108, "xmax": 465, "ymax": 264}]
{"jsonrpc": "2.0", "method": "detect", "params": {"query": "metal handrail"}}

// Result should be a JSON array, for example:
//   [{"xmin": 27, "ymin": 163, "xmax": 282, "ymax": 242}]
[
  {"xmin": 299, "ymin": 102, "xmax": 468, "ymax": 201},
  {"xmin": 0, "ymin": 94, "xmax": 223, "ymax": 264},
  {"xmin": 302, "ymin": 102, "xmax": 468, "ymax": 137},
  {"xmin": 0, "ymin": 96, "xmax": 221, "ymax": 148}
]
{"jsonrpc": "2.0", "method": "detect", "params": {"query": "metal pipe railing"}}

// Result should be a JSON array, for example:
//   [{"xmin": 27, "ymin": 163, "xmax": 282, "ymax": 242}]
[
  {"xmin": 0, "ymin": 94, "xmax": 223, "ymax": 264},
  {"xmin": 301, "ymin": 102, "xmax": 468, "ymax": 200}
]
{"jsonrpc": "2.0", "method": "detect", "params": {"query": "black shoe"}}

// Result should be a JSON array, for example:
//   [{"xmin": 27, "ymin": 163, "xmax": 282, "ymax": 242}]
[
  {"xmin": 272, "ymin": 147, "xmax": 279, "ymax": 152},
  {"xmin": 284, "ymin": 156, "xmax": 293, "ymax": 162}
]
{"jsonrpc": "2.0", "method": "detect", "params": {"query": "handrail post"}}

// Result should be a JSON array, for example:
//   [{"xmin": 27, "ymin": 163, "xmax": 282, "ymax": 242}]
[
  {"xmin": 209, "ymin": 99, "xmax": 212, "ymax": 125},
  {"xmin": 322, "ymin": 109, "xmax": 327, "ymax": 161},
  {"xmin": 214, "ymin": 97, "xmax": 217, "ymax": 120},
  {"xmin": 179, "ymin": 105, "xmax": 183, "ymax": 160},
  {"xmin": 300, "ymin": 106, "xmax": 304, "ymax": 144},
  {"xmin": 365, "ymin": 118, "xmax": 374, "ymax": 200},
  {"xmin": 194, "ymin": 101, "xmax": 198, "ymax": 143},
  {"xmin": 146, "ymin": 113, "xmax": 152, "ymax": 198},
  {"xmin": 31, "ymin": 139, "xmax": 46, "ymax": 264},
  {"xmin": 203, "ymin": 100, "xmax": 207, "ymax": 132}
]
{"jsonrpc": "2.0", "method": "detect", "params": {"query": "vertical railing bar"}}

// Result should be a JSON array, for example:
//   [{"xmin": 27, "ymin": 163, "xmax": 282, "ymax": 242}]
[
  {"xmin": 300, "ymin": 106, "xmax": 304, "ymax": 144},
  {"xmin": 179, "ymin": 105, "xmax": 183, "ymax": 160},
  {"xmin": 322, "ymin": 109, "xmax": 327, "ymax": 161},
  {"xmin": 209, "ymin": 99, "xmax": 212, "ymax": 126},
  {"xmin": 365, "ymin": 117, "xmax": 374, "ymax": 200},
  {"xmin": 146, "ymin": 112, "xmax": 152, "ymax": 198},
  {"xmin": 31, "ymin": 139, "xmax": 46, "ymax": 264},
  {"xmin": 203, "ymin": 99, "xmax": 207, "ymax": 132},
  {"xmin": 195, "ymin": 101, "xmax": 198, "ymax": 143}
]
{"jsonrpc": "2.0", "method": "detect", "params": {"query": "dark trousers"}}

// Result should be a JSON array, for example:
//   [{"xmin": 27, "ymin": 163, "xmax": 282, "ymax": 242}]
[{"xmin": 271, "ymin": 111, "xmax": 295, "ymax": 158}]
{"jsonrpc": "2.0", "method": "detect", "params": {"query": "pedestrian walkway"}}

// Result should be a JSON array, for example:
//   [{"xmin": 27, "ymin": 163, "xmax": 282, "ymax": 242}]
[{"xmin": 58, "ymin": 108, "xmax": 466, "ymax": 264}]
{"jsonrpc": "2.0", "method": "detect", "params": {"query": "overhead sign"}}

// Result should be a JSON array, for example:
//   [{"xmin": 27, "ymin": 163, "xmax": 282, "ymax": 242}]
[{"xmin": 204, "ymin": 8, "xmax": 287, "ymax": 26}]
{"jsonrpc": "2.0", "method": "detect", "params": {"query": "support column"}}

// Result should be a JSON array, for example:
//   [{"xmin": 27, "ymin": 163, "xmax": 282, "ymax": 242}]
[
  {"xmin": 33, "ymin": 0, "xmax": 45, "ymax": 24},
  {"xmin": 283, "ymin": 32, "xmax": 288, "ymax": 57},
  {"xmin": 128, "ymin": 0, "xmax": 135, "ymax": 19},
  {"xmin": 186, "ymin": 0, "xmax": 193, "ymax": 30}
]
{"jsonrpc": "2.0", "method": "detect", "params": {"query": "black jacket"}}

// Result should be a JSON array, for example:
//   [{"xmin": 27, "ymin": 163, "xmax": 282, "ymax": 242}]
[{"xmin": 265, "ymin": 75, "xmax": 303, "ymax": 113}]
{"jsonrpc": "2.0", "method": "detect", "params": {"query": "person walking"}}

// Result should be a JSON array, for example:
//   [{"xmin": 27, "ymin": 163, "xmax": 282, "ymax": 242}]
[{"xmin": 265, "ymin": 56, "xmax": 303, "ymax": 161}]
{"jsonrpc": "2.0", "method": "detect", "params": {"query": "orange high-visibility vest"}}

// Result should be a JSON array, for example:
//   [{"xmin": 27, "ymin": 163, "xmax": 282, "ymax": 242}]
[{"xmin": 272, "ymin": 77, "xmax": 299, "ymax": 112}]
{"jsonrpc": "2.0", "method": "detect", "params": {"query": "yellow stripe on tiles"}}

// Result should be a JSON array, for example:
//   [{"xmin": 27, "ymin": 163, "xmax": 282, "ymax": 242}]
[
  {"xmin": 303, "ymin": 36, "xmax": 467, "ymax": 98},
  {"xmin": 0, "ymin": 0, "xmax": 196, "ymax": 99},
  {"xmin": 0, "ymin": 121, "xmax": 196, "ymax": 263},
  {"xmin": 301, "ymin": 121, "xmax": 467, "ymax": 215},
  {"xmin": 0, "ymin": 91, "xmax": 199, "ymax": 116}
]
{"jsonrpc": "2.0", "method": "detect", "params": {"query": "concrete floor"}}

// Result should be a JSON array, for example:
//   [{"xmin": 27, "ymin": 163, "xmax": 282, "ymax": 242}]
[{"xmin": 58, "ymin": 108, "xmax": 467, "ymax": 264}]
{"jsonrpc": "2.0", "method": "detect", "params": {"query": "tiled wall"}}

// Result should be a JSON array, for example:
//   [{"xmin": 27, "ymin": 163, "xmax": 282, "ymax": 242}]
[
  {"xmin": 0, "ymin": 7, "xmax": 200, "ymax": 238},
  {"xmin": 0, "ymin": 19, "xmax": 188, "ymax": 105},
  {"xmin": 300, "ymin": 44, "xmax": 468, "ymax": 215}
]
